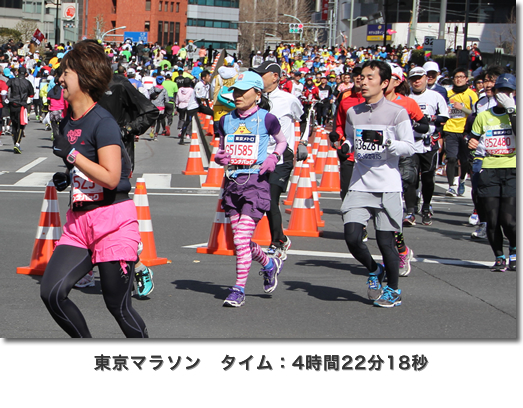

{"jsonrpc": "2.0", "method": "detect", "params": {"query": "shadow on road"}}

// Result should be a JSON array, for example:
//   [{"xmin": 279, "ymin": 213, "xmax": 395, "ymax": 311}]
[{"xmin": 283, "ymin": 280, "xmax": 370, "ymax": 304}]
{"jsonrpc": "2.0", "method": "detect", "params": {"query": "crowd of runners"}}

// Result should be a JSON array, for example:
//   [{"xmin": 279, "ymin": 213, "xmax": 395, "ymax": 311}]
[{"xmin": 0, "ymin": 38, "xmax": 516, "ymax": 336}]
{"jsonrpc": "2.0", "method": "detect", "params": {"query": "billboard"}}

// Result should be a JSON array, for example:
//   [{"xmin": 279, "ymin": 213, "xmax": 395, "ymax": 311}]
[
  {"xmin": 366, "ymin": 24, "xmax": 392, "ymax": 42},
  {"xmin": 62, "ymin": 3, "xmax": 76, "ymax": 20},
  {"xmin": 123, "ymin": 31, "xmax": 149, "ymax": 43}
]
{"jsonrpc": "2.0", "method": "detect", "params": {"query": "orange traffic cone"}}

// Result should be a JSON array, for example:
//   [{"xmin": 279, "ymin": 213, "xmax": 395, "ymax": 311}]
[
  {"xmin": 314, "ymin": 128, "xmax": 329, "ymax": 176},
  {"xmin": 283, "ymin": 159, "xmax": 302, "ymax": 206},
  {"xmin": 251, "ymin": 213, "xmax": 272, "ymax": 246},
  {"xmin": 133, "ymin": 178, "xmax": 171, "ymax": 266},
  {"xmin": 284, "ymin": 161, "xmax": 322, "ymax": 237},
  {"xmin": 311, "ymin": 126, "xmax": 322, "ymax": 161},
  {"xmin": 17, "ymin": 181, "xmax": 62, "ymax": 275},
  {"xmin": 204, "ymin": 115, "xmax": 214, "ymax": 137},
  {"xmin": 202, "ymin": 143, "xmax": 225, "ymax": 188},
  {"xmin": 182, "ymin": 128, "xmax": 208, "ymax": 175},
  {"xmin": 294, "ymin": 121, "xmax": 301, "ymax": 152},
  {"xmin": 197, "ymin": 178, "xmax": 235, "ymax": 256},
  {"xmin": 318, "ymin": 145, "xmax": 341, "ymax": 192},
  {"xmin": 308, "ymin": 147, "xmax": 325, "ymax": 227}
]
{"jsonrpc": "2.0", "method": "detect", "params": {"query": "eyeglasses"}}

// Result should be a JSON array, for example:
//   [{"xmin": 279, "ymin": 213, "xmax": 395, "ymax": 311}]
[
  {"xmin": 476, "ymin": 81, "xmax": 483, "ymax": 84},
  {"xmin": 453, "ymin": 75, "xmax": 467, "ymax": 79}
]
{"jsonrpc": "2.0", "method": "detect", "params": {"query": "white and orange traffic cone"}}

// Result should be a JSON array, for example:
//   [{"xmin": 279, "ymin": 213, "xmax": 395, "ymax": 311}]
[
  {"xmin": 133, "ymin": 178, "xmax": 171, "ymax": 266},
  {"xmin": 251, "ymin": 213, "xmax": 272, "ymax": 246},
  {"xmin": 284, "ymin": 161, "xmax": 322, "ymax": 237},
  {"xmin": 307, "ymin": 146, "xmax": 325, "ymax": 227},
  {"xmin": 197, "ymin": 178, "xmax": 236, "ymax": 256},
  {"xmin": 182, "ymin": 128, "xmax": 208, "ymax": 176},
  {"xmin": 318, "ymin": 144, "xmax": 341, "ymax": 192},
  {"xmin": 311, "ymin": 126, "xmax": 322, "ymax": 161},
  {"xmin": 202, "ymin": 143, "xmax": 225, "ymax": 188},
  {"xmin": 314, "ymin": 128, "xmax": 329, "ymax": 176},
  {"xmin": 283, "ymin": 159, "xmax": 302, "ymax": 206},
  {"xmin": 294, "ymin": 121, "xmax": 301, "ymax": 152},
  {"xmin": 17, "ymin": 181, "xmax": 62, "ymax": 276}
]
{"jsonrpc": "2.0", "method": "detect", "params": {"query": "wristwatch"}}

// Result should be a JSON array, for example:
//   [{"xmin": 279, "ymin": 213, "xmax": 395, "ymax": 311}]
[
  {"xmin": 506, "ymin": 107, "xmax": 516, "ymax": 115},
  {"xmin": 67, "ymin": 149, "xmax": 79, "ymax": 164},
  {"xmin": 272, "ymin": 152, "xmax": 281, "ymax": 161},
  {"xmin": 386, "ymin": 139, "xmax": 393, "ymax": 147}
]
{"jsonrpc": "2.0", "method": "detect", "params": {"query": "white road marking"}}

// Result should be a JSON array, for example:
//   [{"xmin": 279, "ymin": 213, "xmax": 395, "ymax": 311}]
[
  {"xmin": 183, "ymin": 243, "xmax": 492, "ymax": 267},
  {"xmin": 16, "ymin": 157, "xmax": 47, "ymax": 173},
  {"xmin": 142, "ymin": 173, "xmax": 172, "ymax": 189},
  {"xmin": 14, "ymin": 172, "xmax": 54, "ymax": 187}
]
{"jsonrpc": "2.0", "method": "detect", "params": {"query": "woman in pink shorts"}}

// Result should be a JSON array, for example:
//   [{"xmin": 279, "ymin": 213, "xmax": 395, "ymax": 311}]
[{"xmin": 40, "ymin": 40, "xmax": 148, "ymax": 338}]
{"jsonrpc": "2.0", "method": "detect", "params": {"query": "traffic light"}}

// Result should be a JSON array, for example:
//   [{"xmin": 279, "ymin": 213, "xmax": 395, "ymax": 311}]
[{"xmin": 289, "ymin": 23, "xmax": 304, "ymax": 34}]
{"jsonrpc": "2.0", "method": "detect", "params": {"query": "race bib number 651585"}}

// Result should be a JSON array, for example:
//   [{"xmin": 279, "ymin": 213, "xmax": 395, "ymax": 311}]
[{"xmin": 225, "ymin": 134, "xmax": 260, "ymax": 165}]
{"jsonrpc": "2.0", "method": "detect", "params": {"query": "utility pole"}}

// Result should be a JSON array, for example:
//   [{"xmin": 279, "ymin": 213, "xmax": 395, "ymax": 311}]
[
  {"xmin": 438, "ymin": 0, "xmax": 447, "ymax": 39},
  {"xmin": 463, "ymin": 0, "xmax": 470, "ymax": 49},
  {"xmin": 408, "ymin": 0, "xmax": 419, "ymax": 47},
  {"xmin": 383, "ymin": 0, "xmax": 388, "ymax": 47}
]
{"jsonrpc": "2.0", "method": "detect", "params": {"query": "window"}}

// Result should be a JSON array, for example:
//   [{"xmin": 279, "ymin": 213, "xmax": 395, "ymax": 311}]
[
  {"xmin": 112, "ymin": 0, "xmax": 116, "ymax": 13},
  {"xmin": 170, "ymin": 2, "xmax": 173, "ymax": 12},
  {"xmin": 145, "ymin": 0, "xmax": 151, "ymax": 11},
  {"xmin": 164, "ymin": 21, "xmax": 169, "ymax": 45},
  {"xmin": 175, "ymin": 22, "xmax": 180, "ymax": 44},
  {"xmin": 187, "ymin": 0, "xmax": 239, "ymax": 7},
  {"xmin": 176, "ymin": 2, "xmax": 179, "ymax": 12},
  {"xmin": 158, "ymin": 21, "xmax": 163, "ymax": 43},
  {"xmin": 145, "ymin": 21, "xmax": 150, "ymax": 32},
  {"xmin": 169, "ymin": 22, "xmax": 174, "ymax": 44},
  {"xmin": 187, "ymin": 18, "xmax": 238, "ymax": 29},
  {"xmin": 159, "ymin": 1, "xmax": 162, "ymax": 11},
  {"xmin": 164, "ymin": 1, "xmax": 168, "ymax": 11}
]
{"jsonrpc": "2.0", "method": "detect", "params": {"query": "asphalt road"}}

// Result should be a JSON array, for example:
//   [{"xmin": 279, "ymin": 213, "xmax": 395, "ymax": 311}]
[{"xmin": 0, "ymin": 114, "xmax": 517, "ymax": 339}]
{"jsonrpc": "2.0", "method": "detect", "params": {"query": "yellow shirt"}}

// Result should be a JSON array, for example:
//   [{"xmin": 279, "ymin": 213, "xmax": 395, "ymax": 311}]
[{"xmin": 444, "ymin": 88, "xmax": 478, "ymax": 133}]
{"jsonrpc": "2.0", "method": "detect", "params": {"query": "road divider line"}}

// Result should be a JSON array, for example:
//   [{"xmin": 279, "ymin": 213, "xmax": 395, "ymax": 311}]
[
  {"xmin": 183, "ymin": 243, "xmax": 491, "ymax": 267},
  {"xmin": 16, "ymin": 157, "xmax": 47, "ymax": 173}
]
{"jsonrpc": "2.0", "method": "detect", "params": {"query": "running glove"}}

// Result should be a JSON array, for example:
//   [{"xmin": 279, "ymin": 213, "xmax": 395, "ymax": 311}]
[
  {"xmin": 329, "ymin": 131, "xmax": 341, "ymax": 143},
  {"xmin": 52, "ymin": 132, "xmax": 73, "ymax": 159},
  {"xmin": 259, "ymin": 153, "xmax": 278, "ymax": 175},
  {"xmin": 52, "ymin": 172, "xmax": 70, "ymax": 191},
  {"xmin": 361, "ymin": 130, "xmax": 383, "ymax": 145},
  {"xmin": 214, "ymin": 149, "xmax": 231, "ymax": 166},
  {"xmin": 495, "ymin": 93, "xmax": 516, "ymax": 111}
]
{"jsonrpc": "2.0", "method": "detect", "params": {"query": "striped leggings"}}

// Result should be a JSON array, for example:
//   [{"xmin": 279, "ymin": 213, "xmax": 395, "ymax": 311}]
[{"xmin": 230, "ymin": 213, "xmax": 270, "ymax": 288}]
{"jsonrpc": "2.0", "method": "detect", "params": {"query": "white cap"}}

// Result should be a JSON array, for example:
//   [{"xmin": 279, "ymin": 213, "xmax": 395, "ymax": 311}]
[
  {"xmin": 388, "ymin": 63, "xmax": 404, "ymax": 82},
  {"xmin": 423, "ymin": 61, "xmax": 440, "ymax": 73}
]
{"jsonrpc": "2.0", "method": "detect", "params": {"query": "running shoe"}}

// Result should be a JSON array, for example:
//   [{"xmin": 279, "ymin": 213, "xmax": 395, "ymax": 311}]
[
  {"xmin": 374, "ymin": 286, "xmax": 402, "ymax": 308},
  {"xmin": 508, "ymin": 252, "xmax": 516, "ymax": 272},
  {"xmin": 362, "ymin": 227, "xmax": 368, "ymax": 242},
  {"xmin": 399, "ymin": 247, "xmax": 414, "ymax": 277},
  {"xmin": 265, "ymin": 245, "xmax": 278, "ymax": 258},
  {"xmin": 446, "ymin": 187, "xmax": 457, "ymax": 197},
  {"xmin": 149, "ymin": 130, "xmax": 154, "ymax": 139},
  {"xmin": 367, "ymin": 264, "xmax": 385, "ymax": 300},
  {"xmin": 223, "ymin": 287, "xmax": 246, "ymax": 307},
  {"xmin": 135, "ymin": 266, "xmax": 154, "ymax": 297},
  {"xmin": 457, "ymin": 180, "xmax": 466, "ymax": 196},
  {"xmin": 274, "ymin": 237, "xmax": 292, "ymax": 261},
  {"xmin": 13, "ymin": 144, "xmax": 21, "ymax": 154},
  {"xmin": 403, "ymin": 213, "xmax": 416, "ymax": 226},
  {"xmin": 471, "ymin": 222, "xmax": 487, "ymax": 239},
  {"xmin": 468, "ymin": 212, "xmax": 479, "ymax": 226},
  {"xmin": 165, "ymin": 126, "xmax": 171, "ymax": 136},
  {"xmin": 491, "ymin": 258, "xmax": 507, "ymax": 272},
  {"xmin": 421, "ymin": 210, "xmax": 433, "ymax": 226},
  {"xmin": 74, "ymin": 271, "xmax": 95, "ymax": 288},
  {"xmin": 260, "ymin": 258, "xmax": 283, "ymax": 293}
]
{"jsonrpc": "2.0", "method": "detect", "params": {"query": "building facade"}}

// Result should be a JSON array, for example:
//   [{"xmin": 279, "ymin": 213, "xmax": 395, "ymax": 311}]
[{"xmin": 186, "ymin": 0, "xmax": 239, "ymax": 51}]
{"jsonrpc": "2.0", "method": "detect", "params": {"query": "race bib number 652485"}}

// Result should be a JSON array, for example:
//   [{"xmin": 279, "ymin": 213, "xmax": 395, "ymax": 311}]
[{"xmin": 225, "ymin": 134, "xmax": 260, "ymax": 165}]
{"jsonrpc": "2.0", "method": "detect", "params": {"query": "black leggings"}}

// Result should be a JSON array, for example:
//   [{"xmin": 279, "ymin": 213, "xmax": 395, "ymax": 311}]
[
  {"xmin": 344, "ymin": 223, "xmax": 400, "ymax": 290},
  {"xmin": 480, "ymin": 196, "xmax": 516, "ymax": 257},
  {"xmin": 40, "ymin": 245, "xmax": 148, "ymax": 338}
]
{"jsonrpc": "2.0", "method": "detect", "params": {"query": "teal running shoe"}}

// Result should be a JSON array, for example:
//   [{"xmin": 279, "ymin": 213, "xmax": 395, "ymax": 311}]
[{"xmin": 135, "ymin": 266, "xmax": 154, "ymax": 297}]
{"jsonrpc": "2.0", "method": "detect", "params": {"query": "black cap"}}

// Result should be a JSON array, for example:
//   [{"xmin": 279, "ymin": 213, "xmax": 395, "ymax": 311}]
[
  {"xmin": 18, "ymin": 66, "xmax": 27, "ymax": 76},
  {"xmin": 249, "ymin": 61, "xmax": 282, "ymax": 77}
]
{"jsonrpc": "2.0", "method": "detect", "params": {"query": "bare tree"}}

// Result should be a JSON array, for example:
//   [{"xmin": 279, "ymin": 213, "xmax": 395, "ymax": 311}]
[
  {"xmin": 92, "ymin": 15, "xmax": 107, "ymax": 40},
  {"xmin": 500, "ymin": 7, "xmax": 516, "ymax": 55},
  {"xmin": 14, "ymin": 20, "xmax": 39, "ymax": 43}
]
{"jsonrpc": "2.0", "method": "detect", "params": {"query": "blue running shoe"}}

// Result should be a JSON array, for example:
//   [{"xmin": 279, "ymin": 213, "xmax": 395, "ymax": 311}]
[
  {"xmin": 374, "ymin": 286, "xmax": 402, "ymax": 308},
  {"xmin": 135, "ymin": 266, "xmax": 154, "ymax": 297},
  {"xmin": 265, "ymin": 245, "xmax": 278, "ymax": 258},
  {"xmin": 367, "ymin": 264, "xmax": 385, "ymax": 300},
  {"xmin": 509, "ymin": 253, "xmax": 516, "ymax": 271},
  {"xmin": 458, "ymin": 181, "xmax": 466, "ymax": 196},
  {"xmin": 260, "ymin": 258, "xmax": 283, "ymax": 293},
  {"xmin": 446, "ymin": 187, "xmax": 457, "ymax": 197},
  {"xmin": 223, "ymin": 287, "xmax": 246, "ymax": 307}
]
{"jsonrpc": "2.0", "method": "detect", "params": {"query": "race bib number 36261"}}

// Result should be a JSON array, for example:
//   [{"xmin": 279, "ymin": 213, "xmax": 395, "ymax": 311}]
[
  {"xmin": 225, "ymin": 134, "xmax": 260, "ymax": 165},
  {"xmin": 355, "ymin": 129, "xmax": 386, "ymax": 161}
]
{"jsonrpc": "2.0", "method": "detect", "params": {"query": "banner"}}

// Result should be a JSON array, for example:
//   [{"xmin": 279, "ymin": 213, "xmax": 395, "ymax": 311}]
[
  {"xmin": 31, "ymin": 29, "xmax": 45, "ymax": 45},
  {"xmin": 62, "ymin": 3, "xmax": 76, "ymax": 20},
  {"xmin": 321, "ymin": 0, "xmax": 329, "ymax": 21},
  {"xmin": 366, "ymin": 24, "xmax": 392, "ymax": 42}
]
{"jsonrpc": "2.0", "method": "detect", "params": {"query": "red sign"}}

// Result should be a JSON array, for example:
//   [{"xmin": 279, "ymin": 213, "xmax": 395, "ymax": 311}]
[
  {"xmin": 31, "ymin": 29, "xmax": 45, "ymax": 45},
  {"xmin": 321, "ymin": 0, "xmax": 329, "ymax": 21}
]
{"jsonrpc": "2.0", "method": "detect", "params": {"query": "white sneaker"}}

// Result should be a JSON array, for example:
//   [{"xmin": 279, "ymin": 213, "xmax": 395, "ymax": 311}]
[
  {"xmin": 468, "ymin": 213, "xmax": 479, "ymax": 226},
  {"xmin": 74, "ymin": 271, "xmax": 95, "ymax": 288},
  {"xmin": 399, "ymin": 247, "xmax": 414, "ymax": 277},
  {"xmin": 471, "ymin": 222, "xmax": 487, "ymax": 239}
]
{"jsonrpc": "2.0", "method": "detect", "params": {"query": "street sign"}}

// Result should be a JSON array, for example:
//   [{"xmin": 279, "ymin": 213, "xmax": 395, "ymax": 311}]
[
  {"xmin": 123, "ymin": 31, "xmax": 148, "ymax": 43},
  {"xmin": 423, "ymin": 36, "xmax": 436, "ymax": 50}
]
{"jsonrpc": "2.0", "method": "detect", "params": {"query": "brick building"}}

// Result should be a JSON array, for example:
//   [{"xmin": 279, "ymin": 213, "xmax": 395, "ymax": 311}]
[{"xmin": 81, "ymin": 0, "xmax": 188, "ymax": 46}]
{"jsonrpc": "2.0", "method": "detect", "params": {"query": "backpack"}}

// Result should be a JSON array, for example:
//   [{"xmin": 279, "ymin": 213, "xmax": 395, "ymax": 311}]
[
  {"xmin": 216, "ymin": 85, "xmax": 235, "ymax": 109},
  {"xmin": 149, "ymin": 86, "xmax": 162, "ymax": 100}
]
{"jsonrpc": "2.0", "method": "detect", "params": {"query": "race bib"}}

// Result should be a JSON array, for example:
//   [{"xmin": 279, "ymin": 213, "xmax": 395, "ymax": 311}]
[
  {"xmin": 319, "ymin": 90, "xmax": 329, "ymax": 100},
  {"xmin": 449, "ymin": 105, "xmax": 466, "ymax": 119},
  {"xmin": 355, "ymin": 129, "xmax": 387, "ymax": 161},
  {"xmin": 225, "ymin": 133, "xmax": 260, "ymax": 165},
  {"xmin": 71, "ymin": 168, "xmax": 104, "ymax": 204},
  {"xmin": 484, "ymin": 129, "xmax": 515, "ymax": 156}
]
